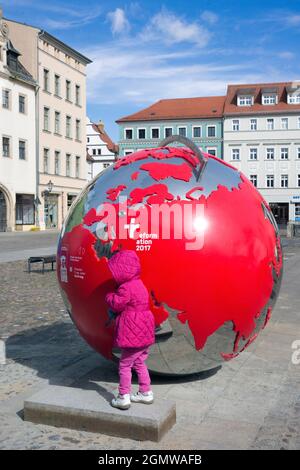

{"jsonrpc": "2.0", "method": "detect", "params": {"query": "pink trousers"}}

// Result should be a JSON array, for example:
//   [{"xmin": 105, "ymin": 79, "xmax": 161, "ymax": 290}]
[{"xmin": 118, "ymin": 346, "xmax": 151, "ymax": 396}]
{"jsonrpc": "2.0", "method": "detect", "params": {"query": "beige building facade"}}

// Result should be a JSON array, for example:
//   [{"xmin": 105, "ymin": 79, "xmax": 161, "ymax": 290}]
[{"xmin": 6, "ymin": 18, "xmax": 92, "ymax": 229}]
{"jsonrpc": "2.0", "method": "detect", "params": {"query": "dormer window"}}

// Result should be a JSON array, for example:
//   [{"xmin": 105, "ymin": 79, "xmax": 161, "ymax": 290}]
[
  {"xmin": 262, "ymin": 94, "xmax": 277, "ymax": 105},
  {"xmin": 286, "ymin": 84, "xmax": 300, "ymax": 104},
  {"xmin": 238, "ymin": 95, "xmax": 253, "ymax": 106},
  {"xmin": 287, "ymin": 92, "xmax": 300, "ymax": 104},
  {"xmin": 236, "ymin": 88, "xmax": 255, "ymax": 107},
  {"xmin": 261, "ymin": 87, "xmax": 278, "ymax": 105}
]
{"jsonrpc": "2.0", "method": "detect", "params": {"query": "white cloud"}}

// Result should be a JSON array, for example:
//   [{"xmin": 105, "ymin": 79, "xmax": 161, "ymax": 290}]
[
  {"xmin": 107, "ymin": 8, "xmax": 130, "ymax": 35},
  {"xmin": 83, "ymin": 40, "xmax": 264, "ymax": 108},
  {"xmin": 285, "ymin": 14, "xmax": 300, "ymax": 26},
  {"xmin": 278, "ymin": 51, "xmax": 295, "ymax": 59},
  {"xmin": 200, "ymin": 10, "xmax": 219, "ymax": 25},
  {"xmin": 141, "ymin": 9, "xmax": 211, "ymax": 47}
]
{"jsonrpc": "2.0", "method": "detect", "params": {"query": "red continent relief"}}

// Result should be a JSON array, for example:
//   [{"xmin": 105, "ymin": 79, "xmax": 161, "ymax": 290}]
[{"xmin": 140, "ymin": 162, "xmax": 193, "ymax": 182}]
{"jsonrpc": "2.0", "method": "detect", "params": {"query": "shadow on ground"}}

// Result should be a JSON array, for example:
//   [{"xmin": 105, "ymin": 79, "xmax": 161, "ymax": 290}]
[{"xmin": 6, "ymin": 322, "xmax": 221, "ymax": 404}]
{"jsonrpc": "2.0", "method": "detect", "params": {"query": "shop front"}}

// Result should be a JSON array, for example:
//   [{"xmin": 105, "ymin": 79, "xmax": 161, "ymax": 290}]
[
  {"xmin": 44, "ymin": 194, "xmax": 59, "ymax": 229},
  {"xmin": 15, "ymin": 194, "xmax": 35, "ymax": 230}
]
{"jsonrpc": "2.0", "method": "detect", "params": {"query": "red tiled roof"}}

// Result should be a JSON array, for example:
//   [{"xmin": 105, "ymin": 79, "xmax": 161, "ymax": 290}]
[
  {"xmin": 224, "ymin": 81, "xmax": 300, "ymax": 115},
  {"xmin": 116, "ymin": 96, "xmax": 225, "ymax": 123}
]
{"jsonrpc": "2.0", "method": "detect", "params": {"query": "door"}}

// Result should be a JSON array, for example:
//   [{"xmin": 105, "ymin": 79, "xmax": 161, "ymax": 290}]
[
  {"xmin": 269, "ymin": 203, "xmax": 289, "ymax": 227},
  {"xmin": 44, "ymin": 195, "xmax": 58, "ymax": 228},
  {"xmin": 0, "ymin": 191, "xmax": 7, "ymax": 232}
]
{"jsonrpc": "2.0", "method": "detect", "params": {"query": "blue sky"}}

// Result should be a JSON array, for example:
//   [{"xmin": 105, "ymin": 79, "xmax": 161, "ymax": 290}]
[{"xmin": 2, "ymin": 0, "xmax": 300, "ymax": 140}]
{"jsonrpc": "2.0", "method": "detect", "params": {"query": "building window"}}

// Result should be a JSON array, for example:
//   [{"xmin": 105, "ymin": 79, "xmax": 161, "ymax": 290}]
[
  {"xmin": 75, "ymin": 85, "xmax": 80, "ymax": 105},
  {"xmin": 298, "ymin": 117, "xmax": 300, "ymax": 129},
  {"xmin": 298, "ymin": 175, "xmax": 300, "ymax": 187},
  {"xmin": 281, "ymin": 174, "xmax": 288, "ymax": 188},
  {"xmin": 66, "ymin": 154, "xmax": 71, "ymax": 177},
  {"xmin": 19, "ymin": 95, "xmax": 26, "ymax": 114},
  {"xmin": 281, "ymin": 118, "xmax": 288, "ymax": 130},
  {"xmin": 43, "ymin": 69, "xmax": 50, "ymax": 92},
  {"xmin": 66, "ymin": 80, "xmax": 71, "ymax": 101},
  {"xmin": 231, "ymin": 148, "xmax": 240, "ymax": 160},
  {"xmin": 43, "ymin": 107, "xmax": 50, "ymax": 131},
  {"xmin": 54, "ymin": 151, "xmax": 60, "ymax": 175},
  {"xmin": 66, "ymin": 116, "xmax": 71, "ymax": 138},
  {"xmin": 55, "ymin": 111, "xmax": 60, "ymax": 134},
  {"xmin": 2, "ymin": 137, "xmax": 10, "ymax": 157},
  {"xmin": 207, "ymin": 148, "xmax": 217, "ymax": 156},
  {"xmin": 250, "ymin": 175, "xmax": 257, "ymax": 187},
  {"xmin": 249, "ymin": 148, "xmax": 258, "ymax": 160},
  {"xmin": 238, "ymin": 95, "xmax": 253, "ymax": 106},
  {"xmin": 280, "ymin": 147, "xmax": 289, "ymax": 160},
  {"xmin": 207, "ymin": 126, "xmax": 216, "ymax": 137},
  {"xmin": 19, "ymin": 140, "xmax": 26, "ymax": 160},
  {"xmin": 76, "ymin": 119, "xmax": 81, "ymax": 140},
  {"xmin": 75, "ymin": 156, "xmax": 80, "ymax": 178},
  {"xmin": 250, "ymin": 118, "xmax": 257, "ymax": 131},
  {"xmin": 288, "ymin": 93, "xmax": 300, "ymax": 104},
  {"xmin": 92, "ymin": 149, "xmax": 96, "ymax": 155},
  {"xmin": 151, "ymin": 128, "xmax": 160, "ymax": 139},
  {"xmin": 2, "ymin": 89, "xmax": 10, "ymax": 109},
  {"xmin": 125, "ymin": 129, "xmax": 133, "ymax": 140},
  {"xmin": 296, "ymin": 203, "xmax": 300, "ymax": 218},
  {"xmin": 103, "ymin": 163, "xmax": 110, "ymax": 169},
  {"xmin": 193, "ymin": 127, "xmax": 201, "ymax": 138},
  {"xmin": 266, "ymin": 175, "xmax": 274, "ymax": 188},
  {"xmin": 97, "ymin": 149, "xmax": 101, "ymax": 155},
  {"xmin": 43, "ymin": 148, "xmax": 49, "ymax": 173},
  {"xmin": 266, "ymin": 148, "xmax": 275, "ymax": 160},
  {"xmin": 54, "ymin": 75, "xmax": 60, "ymax": 96},
  {"xmin": 232, "ymin": 119, "xmax": 239, "ymax": 131},
  {"xmin": 15, "ymin": 194, "xmax": 35, "ymax": 225},
  {"xmin": 267, "ymin": 118, "xmax": 274, "ymax": 130},
  {"xmin": 138, "ymin": 128, "xmax": 146, "ymax": 139},
  {"xmin": 165, "ymin": 127, "xmax": 173, "ymax": 138},
  {"xmin": 178, "ymin": 127, "xmax": 187, "ymax": 137},
  {"xmin": 297, "ymin": 148, "xmax": 300, "ymax": 159},
  {"xmin": 262, "ymin": 94, "xmax": 277, "ymax": 105}
]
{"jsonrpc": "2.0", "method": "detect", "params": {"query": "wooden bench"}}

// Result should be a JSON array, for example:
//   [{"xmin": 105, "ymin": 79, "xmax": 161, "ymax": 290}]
[{"xmin": 27, "ymin": 255, "xmax": 56, "ymax": 274}]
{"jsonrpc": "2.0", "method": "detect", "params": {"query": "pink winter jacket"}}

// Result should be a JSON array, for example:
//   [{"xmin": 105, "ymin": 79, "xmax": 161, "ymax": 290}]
[{"xmin": 105, "ymin": 250, "xmax": 155, "ymax": 349}]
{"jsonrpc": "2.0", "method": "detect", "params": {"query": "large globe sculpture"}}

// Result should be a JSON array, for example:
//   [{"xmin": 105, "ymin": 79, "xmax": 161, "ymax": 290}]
[{"xmin": 57, "ymin": 137, "xmax": 283, "ymax": 375}]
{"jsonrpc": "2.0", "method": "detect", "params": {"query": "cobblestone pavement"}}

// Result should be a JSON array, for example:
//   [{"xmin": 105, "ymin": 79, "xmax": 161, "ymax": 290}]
[{"xmin": 0, "ymin": 241, "xmax": 299, "ymax": 449}]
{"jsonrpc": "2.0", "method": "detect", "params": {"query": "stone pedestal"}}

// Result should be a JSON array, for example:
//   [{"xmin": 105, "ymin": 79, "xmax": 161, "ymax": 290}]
[{"xmin": 24, "ymin": 385, "xmax": 176, "ymax": 442}]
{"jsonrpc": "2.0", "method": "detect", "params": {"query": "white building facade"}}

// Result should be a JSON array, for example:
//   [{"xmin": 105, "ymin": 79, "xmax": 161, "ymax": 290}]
[
  {"xmin": 224, "ymin": 83, "xmax": 300, "ymax": 227},
  {"xmin": 0, "ymin": 13, "xmax": 37, "ymax": 231},
  {"xmin": 86, "ymin": 117, "xmax": 116, "ymax": 180}
]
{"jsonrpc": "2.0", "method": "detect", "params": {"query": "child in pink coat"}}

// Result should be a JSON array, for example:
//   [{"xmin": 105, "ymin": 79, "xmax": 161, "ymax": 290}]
[{"xmin": 105, "ymin": 249, "xmax": 155, "ymax": 410}]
